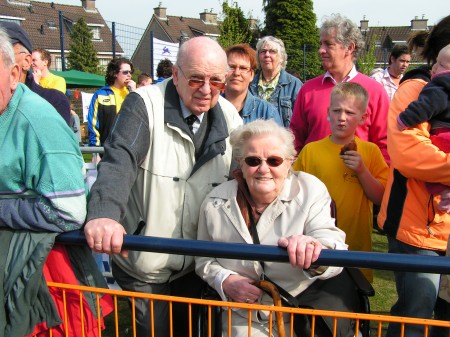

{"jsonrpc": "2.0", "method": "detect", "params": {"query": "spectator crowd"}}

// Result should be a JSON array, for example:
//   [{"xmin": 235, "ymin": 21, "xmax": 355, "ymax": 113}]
[{"xmin": 1, "ymin": 11, "xmax": 450, "ymax": 337}]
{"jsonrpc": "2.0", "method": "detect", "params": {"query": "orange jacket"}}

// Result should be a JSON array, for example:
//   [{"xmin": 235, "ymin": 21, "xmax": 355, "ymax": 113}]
[{"xmin": 378, "ymin": 78, "xmax": 450, "ymax": 251}]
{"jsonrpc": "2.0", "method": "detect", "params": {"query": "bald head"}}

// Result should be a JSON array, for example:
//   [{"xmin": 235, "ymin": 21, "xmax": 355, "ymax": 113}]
[
  {"xmin": 176, "ymin": 37, "xmax": 227, "ymax": 70},
  {"xmin": 172, "ymin": 37, "xmax": 228, "ymax": 115}
]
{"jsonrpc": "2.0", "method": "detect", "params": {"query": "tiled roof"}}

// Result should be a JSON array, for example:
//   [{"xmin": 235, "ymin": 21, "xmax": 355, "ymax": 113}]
[
  {"xmin": 153, "ymin": 15, "xmax": 220, "ymax": 42},
  {"xmin": 360, "ymin": 22, "xmax": 433, "ymax": 66},
  {"xmin": 0, "ymin": 0, "xmax": 123, "ymax": 54}
]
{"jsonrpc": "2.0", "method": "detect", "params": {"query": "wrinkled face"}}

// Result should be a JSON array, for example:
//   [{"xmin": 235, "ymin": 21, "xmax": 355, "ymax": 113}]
[
  {"xmin": 0, "ymin": 57, "xmax": 20, "ymax": 115},
  {"xmin": 327, "ymin": 95, "xmax": 367, "ymax": 143},
  {"xmin": 240, "ymin": 134, "xmax": 291, "ymax": 203},
  {"xmin": 390, "ymin": 53, "xmax": 411, "ymax": 75},
  {"xmin": 258, "ymin": 42, "xmax": 281, "ymax": 73},
  {"xmin": 31, "ymin": 51, "xmax": 46, "ymax": 71},
  {"xmin": 226, "ymin": 52, "xmax": 254, "ymax": 95},
  {"xmin": 173, "ymin": 58, "xmax": 226, "ymax": 115},
  {"xmin": 319, "ymin": 30, "xmax": 350, "ymax": 73},
  {"xmin": 114, "ymin": 63, "xmax": 132, "ymax": 88}
]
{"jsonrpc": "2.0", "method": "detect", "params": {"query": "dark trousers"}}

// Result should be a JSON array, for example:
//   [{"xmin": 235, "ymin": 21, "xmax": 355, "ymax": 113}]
[
  {"xmin": 294, "ymin": 270, "xmax": 361, "ymax": 337},
  {"xmin": 112, "ymin": 262, "xmax": 203, "ymax": 337}
]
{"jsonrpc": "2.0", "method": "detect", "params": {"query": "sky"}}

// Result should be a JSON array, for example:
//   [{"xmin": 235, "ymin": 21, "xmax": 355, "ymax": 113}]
[{"xmin": 40, "ymin": 0, "xmax": 448, "ymax": 29}]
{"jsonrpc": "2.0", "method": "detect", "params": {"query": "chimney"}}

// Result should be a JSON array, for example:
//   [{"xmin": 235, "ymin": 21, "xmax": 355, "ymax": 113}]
[
  {"xmin": 200, "ymin": 8, "xmax": 217, "ymax": 25},
  {"xmin": 154, "ymin": 2, "xmax": 167, "ymax": 20},
  {"xmin": 360, "ymin": 16, "xmax": 369, "ymax": 32},
  {"xmin": 411, "ymin": 15, "xmax": 428, "ymax": 31},
  {"xmin": 81, "ymin": 0, "xmax": 96, "ymax": 11}
]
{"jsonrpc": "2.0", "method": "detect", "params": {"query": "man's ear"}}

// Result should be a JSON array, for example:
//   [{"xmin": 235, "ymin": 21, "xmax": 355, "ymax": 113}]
[
  {"xmin": 10, "ymin": 64, "xmax": 20, "ymax": 91},
  {"xmin": 345, "ymin": 42, "xmax": 355, "ymax": 57},
  {"xmin": 23, "ymin": 54, "xmax": 32, "ymax": 72},
  {"xmin": 172, "ymin": 66, "xmax": 179, "ymax": 85}
]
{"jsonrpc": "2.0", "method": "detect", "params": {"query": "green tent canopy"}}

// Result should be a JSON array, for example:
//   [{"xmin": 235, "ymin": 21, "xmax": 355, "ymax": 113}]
[{"xmin": 50, "ymin": 70, "xmax": 105, "ymax": 88}]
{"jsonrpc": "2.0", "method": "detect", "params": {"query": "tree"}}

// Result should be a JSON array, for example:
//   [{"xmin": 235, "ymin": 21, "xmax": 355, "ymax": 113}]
[
  {"xmin": 262, "ymin": 0, "xmax": 321, "ymax": 80},
  {"xmin": 356, "ymin": 33, "xmax": 378, "ymax": 76},
  {"xmin": 218, "ymin": 1, "xmax": 252, "ymax": 48},
  {"xmin": 67, "ymin": 18, "xmax": 100, "ymax": 74}
]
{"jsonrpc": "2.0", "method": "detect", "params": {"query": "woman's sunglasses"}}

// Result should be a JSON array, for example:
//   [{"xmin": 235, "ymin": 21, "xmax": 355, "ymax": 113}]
[{"xmin": 244, "ymin": 156, "xmax": 285, "ymax": 167}]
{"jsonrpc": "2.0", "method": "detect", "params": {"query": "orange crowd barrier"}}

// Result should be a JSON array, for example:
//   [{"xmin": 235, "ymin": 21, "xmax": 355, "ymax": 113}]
[{"xmin": 32, "ymin": 282, "xmax": 450, "ymax": 337}]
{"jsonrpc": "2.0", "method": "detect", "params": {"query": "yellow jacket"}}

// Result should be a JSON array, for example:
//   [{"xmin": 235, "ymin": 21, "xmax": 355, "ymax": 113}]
[{"xmin": 378, "ymin": 78, "xmax": 450, "ymax": 251}]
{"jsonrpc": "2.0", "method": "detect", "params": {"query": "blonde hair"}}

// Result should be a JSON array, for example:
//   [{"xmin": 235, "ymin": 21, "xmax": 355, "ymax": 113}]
[{"xmin": 331, "ymin": 82, "xmax": 369, "ymax": 113}]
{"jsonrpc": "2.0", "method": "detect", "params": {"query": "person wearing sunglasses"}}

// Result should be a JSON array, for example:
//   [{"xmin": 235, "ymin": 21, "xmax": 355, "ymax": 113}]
[
  {"xmin": 249, "ymin": 36, "xmax": 302, "ymax": 127},
  {"xmin": 87, "ymin": 57, "xmax": 136, "ymax": 146},
  {"xmin": 223, "ymin": 43, "xmax": 282, "ymax": 126},
  {"xmin": 84, "ymin": 36, "xmax": 242, "ymax": 337},
  {"xmin": 196, "ymin": 119, "xmax": 363, "ymax": 337}
]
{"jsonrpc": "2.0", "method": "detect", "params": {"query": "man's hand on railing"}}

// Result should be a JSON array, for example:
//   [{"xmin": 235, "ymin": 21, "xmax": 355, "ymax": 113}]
[{"xmin": 84, "ymin": 218, "xmax": 128, "ymax": 257}]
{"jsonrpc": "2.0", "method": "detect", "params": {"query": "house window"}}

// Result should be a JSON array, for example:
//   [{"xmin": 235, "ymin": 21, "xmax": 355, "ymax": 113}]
[
  {"xmin": 91, "ymin": 26, "xmax": 100, "ymax": 40},
  {"xmin": 99, "ymin": 58, "xmax": 110, "ymax": 71},
  {"xmin": 47, "ymin": 20, "xmax": 57, "ymax": 29}
]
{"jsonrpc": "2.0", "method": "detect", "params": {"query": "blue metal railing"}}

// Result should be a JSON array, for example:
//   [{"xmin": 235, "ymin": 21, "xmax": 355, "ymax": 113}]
[{"xmin": 56, "ymin": 231, "xmax": 450, "ymax": 274}]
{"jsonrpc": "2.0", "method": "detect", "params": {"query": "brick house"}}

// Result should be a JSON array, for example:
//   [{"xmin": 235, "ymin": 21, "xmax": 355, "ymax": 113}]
[
  {"xmin": 359, "ymin": 15, "xmax": 432, "ymax": 68},
  {"xmin": 0, "ymin": 0, "xmax": 124, "ymax": 71}
]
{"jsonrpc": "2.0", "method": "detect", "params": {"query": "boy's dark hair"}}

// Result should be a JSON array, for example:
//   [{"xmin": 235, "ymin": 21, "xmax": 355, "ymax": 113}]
[
  {"xmin": 105, "ymin": 58, "xmax": 133, "ymax": 85},
  {"xmin": 156, "ymin": 59, "xmax": 173, "ymax": 78},
  {"xmin": 389, "ymin": 44, "xmax": 410, "ymax": 65},
  {"xmin": 138, "ymin": 73, "xmax": 152, "ymax": 84}
]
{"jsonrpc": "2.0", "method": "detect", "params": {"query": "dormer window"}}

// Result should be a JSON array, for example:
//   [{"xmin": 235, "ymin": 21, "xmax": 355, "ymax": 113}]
[
  {"xmin": 87, "ymin": 24, "xmax": 104, "ymax": 41},
  {"xmin": 47, "ymin": 20, "xmax": 56, "ymax": 29},
  {"xmin": 91, "ymin": 26, "xmax": 100, "ymax": 40}
]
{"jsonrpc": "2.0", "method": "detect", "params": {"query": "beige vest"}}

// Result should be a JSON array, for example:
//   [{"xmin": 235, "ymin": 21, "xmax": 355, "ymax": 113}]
[{"xmin": 112, "ymin": 81, "xmax": 242, "ymax": 283}]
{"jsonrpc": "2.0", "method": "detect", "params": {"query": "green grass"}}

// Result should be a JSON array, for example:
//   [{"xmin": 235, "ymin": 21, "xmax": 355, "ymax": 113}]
[{"xmin": 371, "ymin": 229, "xmax": 396, "ymax": 314}]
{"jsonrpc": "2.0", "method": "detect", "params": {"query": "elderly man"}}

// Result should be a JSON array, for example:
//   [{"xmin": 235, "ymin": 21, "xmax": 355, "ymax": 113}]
[
  {"xmin": 31, "ymin": 47, "xmax": 66, "ymax": 93},
  {"xmin": 371, "ymin": 43, "xmax": 411, "ymax": 100},
  {"xmin": 0, "ymin": 22, "xmax": 71, "ymax": 124},
  {"xmin": 0, "ymin": 28, "xmax": 111, "ymax": 337},
  {"xmin": 290, "ymin": 14, "xmax": 390, "ymax": 163},
  {"xmin": 84, "ymin": 36, "xmax": 242, "ymax": 337}
]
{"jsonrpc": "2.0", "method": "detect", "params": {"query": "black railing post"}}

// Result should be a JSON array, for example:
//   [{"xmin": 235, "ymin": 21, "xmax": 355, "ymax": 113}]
[
  {"xmin": 112, "ymin": 22, "xmax": 116, "ymax": 59},
  {"xmin": 59, "ymin": 10, "xmax": 66, "ymax": 71}
]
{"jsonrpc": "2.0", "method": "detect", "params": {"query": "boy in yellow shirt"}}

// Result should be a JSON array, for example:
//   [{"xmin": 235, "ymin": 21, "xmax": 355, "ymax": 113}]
[{"xmin": 293, "ymin": 82, "xmax": 388, "ymax": 281}]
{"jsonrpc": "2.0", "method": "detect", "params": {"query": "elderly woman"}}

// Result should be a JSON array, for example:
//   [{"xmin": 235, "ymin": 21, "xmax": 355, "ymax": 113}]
[
  {"xmin": 224, "ymin": 43, "xmax": 282, "ymax": 126},
  {"xmin": 195, "ymin": 120, "xmax": 358, "ymax": 337},
  {"xmin": 249, "ymin": 36, "xmax": 302, "ymax": 128}
]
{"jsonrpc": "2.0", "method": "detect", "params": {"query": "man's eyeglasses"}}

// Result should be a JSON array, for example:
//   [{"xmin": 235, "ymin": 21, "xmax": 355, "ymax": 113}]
[
  {"xmin": 228, "ymin": 65, "xmax": 252, "ymax": 74},
  {"xmin": 177, "ymin": 66, "xmax": 225, "ymax": 91},
  {"xmin": 119, "ymin": 70, "xmax": 133, "ymax": 75},
  {"xmin": 243, "ymin": 156, "xmax": 285, "ymax": 167},
  {"xmin": 259, "ymin": 49, "xmax": 278, "ymax": 55}
]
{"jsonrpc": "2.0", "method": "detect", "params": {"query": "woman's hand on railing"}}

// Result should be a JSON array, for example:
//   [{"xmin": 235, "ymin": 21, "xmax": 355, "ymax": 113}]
[
  {"xmin": 84, "ymin": 218, "xmax": 128, "ymax": 257},
  {"xmin": 278, "ymin": 235, "xmax": 322, "ymax": 269}
]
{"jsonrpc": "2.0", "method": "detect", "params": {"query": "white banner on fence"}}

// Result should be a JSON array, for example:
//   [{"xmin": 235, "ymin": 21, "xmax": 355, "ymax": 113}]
[
  {"xmin": 81, "ymin": 92, "xmax": 94, "ymax": 123},
  {"xmin": 153, "ymin": 37, "xmax": 179, "ymax": 79}
]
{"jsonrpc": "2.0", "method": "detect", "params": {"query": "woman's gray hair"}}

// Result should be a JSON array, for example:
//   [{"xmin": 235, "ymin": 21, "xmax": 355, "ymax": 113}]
[
  {"xmin": 255, "ymin": 36, "xmax": 288, "ymax": 69},
  {"xmin": 320, "ymin": 14, "xmax": 365, "ymax": 59},
  {"xmin": 230, "ymin": 119, "xmax": 296, "ymax": 160},
  {"xmin": 0, "ymin": 28, "xmax": 15, "ymax": 68}
]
